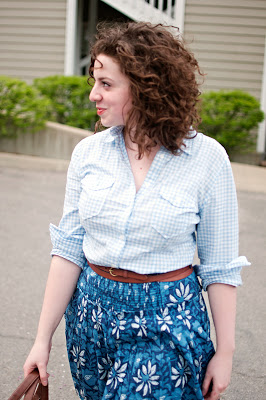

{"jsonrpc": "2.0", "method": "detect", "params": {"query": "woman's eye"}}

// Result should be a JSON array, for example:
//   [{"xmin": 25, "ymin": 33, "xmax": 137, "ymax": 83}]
[{"xmin": 102, "ymin": 81, "xmax": 110, "ymax": 87}]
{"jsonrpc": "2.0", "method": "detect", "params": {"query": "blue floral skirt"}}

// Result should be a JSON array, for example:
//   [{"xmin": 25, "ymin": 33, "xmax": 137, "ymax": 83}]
[{"xmin": 65, "ymin": 267, "xmax": 215, "ymax": 400}]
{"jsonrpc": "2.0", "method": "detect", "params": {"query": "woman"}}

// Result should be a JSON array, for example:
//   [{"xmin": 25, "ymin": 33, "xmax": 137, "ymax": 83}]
[{"xmin": 24, "ymin": 22, "xmax": 250, "ymax": 400}]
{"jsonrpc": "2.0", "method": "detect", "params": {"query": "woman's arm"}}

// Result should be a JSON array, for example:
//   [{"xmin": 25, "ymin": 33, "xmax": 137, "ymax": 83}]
[
  {"xmin": 23, "ymin": 255, "xmax": 81, "ymax": 385},
  {"xmin": 202, "ymin": 283, "xmax": 237, "ymax": 400}
]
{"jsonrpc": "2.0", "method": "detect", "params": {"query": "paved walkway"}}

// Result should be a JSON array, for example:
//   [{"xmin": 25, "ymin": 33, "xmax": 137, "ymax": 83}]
[
  {"xmin": 231, "ymin": 162, "xmax": 266, "ymax": 193},
  {"xmin": 0, "ymin": 153, "xmax": 265, "ymax": 399}
]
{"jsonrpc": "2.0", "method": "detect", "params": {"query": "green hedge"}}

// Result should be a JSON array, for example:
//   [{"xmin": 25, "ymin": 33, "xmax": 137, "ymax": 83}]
[
  {"xmin": 33, "ymin": 75, "xmax": 97, "ymax": 131},
  {"xmin": 1, "ymin": 76, "xmax": 264, "ymax": 154},
  {"xmin": 199, "ymin": 90, "xmax": 264, "ymax": 156},
  {"xmin": 0, "ymin": 76, "xmax": 52, "ymax": 138}
]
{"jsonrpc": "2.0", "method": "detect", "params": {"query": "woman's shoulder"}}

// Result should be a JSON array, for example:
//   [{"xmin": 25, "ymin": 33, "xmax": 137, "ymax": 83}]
[
  {"xmin": 67, "ymin": 128, "xmax": 117, "ymax": 176},
  {"xmin": 71, "ymin": 127, "xmax": 115, "ymax": 159},
  {"xmin": 75, "ymin": 128, "xmax": 113, "ymax": 150},
  {"xmin": 191, "ymin": 131, "xmax": 229, "ymax": 165},
  {"xmin": 195, "ymin": 131, "xmax": 227, "ymax": 154}
]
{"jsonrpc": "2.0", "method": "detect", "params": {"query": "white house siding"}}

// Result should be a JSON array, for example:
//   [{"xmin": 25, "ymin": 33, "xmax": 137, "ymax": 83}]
[
  {"xmin": 184, "ymin": 0, "xmax": 266, "ymax": 101},
  {"xmin": 0, "ymin": 0, "xmax": 67, "ymax": 83}
]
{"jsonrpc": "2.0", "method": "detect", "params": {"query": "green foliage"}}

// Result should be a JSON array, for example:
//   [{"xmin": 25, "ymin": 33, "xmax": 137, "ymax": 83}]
[
  {"xmin": 33, "ymin": 75, "xmax": 97, "ymax": 131},
  {"xmin": 0, "ymin": 75, "xmax": 52, "ymax": 138},
  {"xmin": 199, "ymin": 90, "xmax": 264, "ymax": 155}
]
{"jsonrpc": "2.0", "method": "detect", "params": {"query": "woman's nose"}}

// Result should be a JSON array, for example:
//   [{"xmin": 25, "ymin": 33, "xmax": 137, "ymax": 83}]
[{"xmin": 89, "ymin": 85, "xmax": 102, "ymax": 102}]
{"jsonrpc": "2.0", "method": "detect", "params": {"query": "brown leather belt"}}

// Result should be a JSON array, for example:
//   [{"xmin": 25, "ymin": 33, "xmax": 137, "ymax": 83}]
[{"xmin": 88, "ymin": 262, "xmax": 193, "ymax": 283}]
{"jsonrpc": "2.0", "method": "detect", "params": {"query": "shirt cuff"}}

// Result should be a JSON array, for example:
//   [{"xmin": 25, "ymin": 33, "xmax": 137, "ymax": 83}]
[
  {"xmin": 50, "ymin": 250, "xmax": 86, "ymax": 269},
  {"xmin": 50, "ymin": 223, "xmax": 86, "ymax": 269},
  {"xmin": 194, "ymin": 256, "xmax": 251, "ymax": 291}
]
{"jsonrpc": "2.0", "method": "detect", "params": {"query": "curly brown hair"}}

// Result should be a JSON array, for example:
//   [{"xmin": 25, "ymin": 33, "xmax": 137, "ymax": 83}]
[{"xmin": 89, "ymin": 21, "xmax": 203, "ymax": 156}]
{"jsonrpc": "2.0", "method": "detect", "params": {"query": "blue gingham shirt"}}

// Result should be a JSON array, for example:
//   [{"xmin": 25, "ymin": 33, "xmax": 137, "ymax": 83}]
[{"xmin": 50, "ymin": 126, "xmax": 250, "ymax": 290}]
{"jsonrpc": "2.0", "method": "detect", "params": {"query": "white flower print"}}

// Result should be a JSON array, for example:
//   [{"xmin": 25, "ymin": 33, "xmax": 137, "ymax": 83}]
[
  {"xmin": 70, "ymin": 345, "xmax": 86, "ymax": 369},
  {"xmin": 199, "ymin": 293, "xmax": 206, "ymax": 312},
  {"xmin": 77, "ymin": 297, "xmax": 88, "ymax": 322},
  {"xmin": 189, "ymin": 331, "xmax": 195, "ymax": 348},
  {"xmin": 156, "ymin": 307, "xmax": 173, "ymax": 333},
  {"xmin": 142, "ymin": 282, "xmax": 151, "ymax": 293},
  {"xmin": 169, "ymin": 340, "xmax": 175, "ymax": 350},
  {"xmin": 133, "ymin": 360, "xmax": 160, "ymax": 396},
  {"xmin": 176, "ymin": 302, "xmax": 192, "ymax": 329},
  {"xmin": 168, "ymin": 282, "xmax": 193, "ymax": 306},
  {"xmin": 194, "ymin": 354, "xmax": 203, "ymax": 381},
  {"xmin": 92, "ymin": 305, "xmax": 103, "ymax": 331},
  {"xmin": 111, "ymin": 312, "xmax": 127, "ymax": 339},
  {"xmin": 171, "ymin": 355, "xmax": 191, "ymax": 388},
  {"xmin": 131, "ymin": 310, "xmax": 147, "ymax": 337},
  {"xmin": 106, "ymin": 359, "xmax": 128, "ymax": 390},
  {"xmin": 79, "ymin": 388, "xmax": 86, "ymax": 399},
  {"xmin": 98, "ymin": 353, "xmax": 113, "ymax": 380}
]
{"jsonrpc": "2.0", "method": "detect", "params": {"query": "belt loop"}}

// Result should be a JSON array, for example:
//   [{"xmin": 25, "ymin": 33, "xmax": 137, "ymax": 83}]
[{"xmin": 124, "ymin": 270, "xmax": 129, "ymax": 278}]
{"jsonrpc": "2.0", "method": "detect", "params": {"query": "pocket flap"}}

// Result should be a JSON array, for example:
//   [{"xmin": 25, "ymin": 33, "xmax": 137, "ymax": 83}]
[
  {"xmin": 81, "ymin": 174, "xmax": 115, "ymax": 191},
  {"xmin": 160, "ymin": 187, "xmax": 196, "ymax": 210}
]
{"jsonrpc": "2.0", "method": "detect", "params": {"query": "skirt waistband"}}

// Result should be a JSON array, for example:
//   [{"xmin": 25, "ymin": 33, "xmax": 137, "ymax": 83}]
[
  {"xmin": 77, "ymin": 266, "xmax": 200, "ymax": 312},
  {"xmin": 88, "ymin": 261, "xmax": 193, "ymax": 283}
]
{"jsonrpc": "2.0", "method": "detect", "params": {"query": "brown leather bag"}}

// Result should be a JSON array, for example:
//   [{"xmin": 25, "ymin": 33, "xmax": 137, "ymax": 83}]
[{"xmin": 8, "ymin": 369, "xmax": 48, "ymax": 400}]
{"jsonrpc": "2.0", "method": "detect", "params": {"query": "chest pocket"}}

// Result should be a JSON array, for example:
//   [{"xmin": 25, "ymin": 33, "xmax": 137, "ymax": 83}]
[
  {"xmin": 79, "ymin": 175, "xmax": 115, "ymax": 219},
  {"xmin": 151, "ymin": 187, "xmax": 198, "ymax": 239}
]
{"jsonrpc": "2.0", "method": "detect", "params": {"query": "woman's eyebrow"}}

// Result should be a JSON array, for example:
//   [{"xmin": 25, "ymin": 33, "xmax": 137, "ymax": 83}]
[{"xmin": 95, "ymin": 76, "xmax": 114, "ymax": 82}]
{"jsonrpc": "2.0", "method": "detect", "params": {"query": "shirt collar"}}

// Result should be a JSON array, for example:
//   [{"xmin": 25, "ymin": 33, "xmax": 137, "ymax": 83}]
[
  {"xmin": 180, "ymin": 129, "xmax": 197, "ymax": 155},
  {"xmin": 104, "ymin": 125, "xmax": 124, "ymax": 143}
]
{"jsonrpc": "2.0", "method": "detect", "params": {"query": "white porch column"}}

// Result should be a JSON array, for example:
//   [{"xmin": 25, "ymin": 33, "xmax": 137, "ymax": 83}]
[
  {"xmin": 64, "ymin": 0, "xmax": 78, "ymax": 76},
  {"xmin": 175, "ymin": 0, "xmax": 186, "ymax": 33},
  {"xmin": 257, "ymin": 35, "xmax": 266, "ymax": 155}
]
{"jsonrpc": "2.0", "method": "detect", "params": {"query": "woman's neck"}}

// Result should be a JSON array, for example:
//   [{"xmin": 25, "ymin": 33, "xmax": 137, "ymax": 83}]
[{"xmin": 124, "ymin": 133, "xmax": 160, "ymax": 160}]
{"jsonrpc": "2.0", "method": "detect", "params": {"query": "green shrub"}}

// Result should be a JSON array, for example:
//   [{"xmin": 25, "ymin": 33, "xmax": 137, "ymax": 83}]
[
  {"xmin": 33, "ymin": 75, "xmax": 97, "ymax": 131},
  {"xmin": 199, "ymin": 90, "xmax": 264, "ymax": 156},
  {"xmin": 0, "ymin": 76, "xmax": 52, "ymax": 138}
]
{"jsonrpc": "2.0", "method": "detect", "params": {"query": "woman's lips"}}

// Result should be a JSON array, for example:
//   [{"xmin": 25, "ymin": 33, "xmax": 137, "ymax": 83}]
[{"xmin": 97, "ymin": 108, "xmax": 106, "ymax": 116}]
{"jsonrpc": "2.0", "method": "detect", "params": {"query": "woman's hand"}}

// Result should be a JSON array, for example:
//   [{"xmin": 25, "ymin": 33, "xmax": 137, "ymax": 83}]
[
  {"xmin": 202, "ymin": 351, "xmax": 233, "ymax": 400},
  {"xmin": 203, "ymin": 283, "xmax": 237, "ymax": 399},
  {"xmin": 23, "ymin": 339, "xmax": 52, "ymax": 386}
]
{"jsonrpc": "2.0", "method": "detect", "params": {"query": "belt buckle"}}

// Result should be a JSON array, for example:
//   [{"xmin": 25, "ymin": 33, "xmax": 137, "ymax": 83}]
[{"xmin": 109, "ymin": 267, "xmax": 117, "ymax": 277}]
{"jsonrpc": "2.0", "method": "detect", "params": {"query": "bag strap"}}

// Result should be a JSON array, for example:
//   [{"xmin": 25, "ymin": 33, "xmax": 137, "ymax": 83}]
[
  {"xmin": 32, "ymin": 382, "xmax": 48, "ymax": 400},
  {"xmin": 8, "ymin": 370, "xmax": 48, "ymax": 400}
]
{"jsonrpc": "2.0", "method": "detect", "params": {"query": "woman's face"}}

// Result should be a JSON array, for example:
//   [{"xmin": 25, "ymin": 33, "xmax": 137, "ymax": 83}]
[{"xmin": 89, "ymin": 54, "xmax": 132, "ymax": 127}]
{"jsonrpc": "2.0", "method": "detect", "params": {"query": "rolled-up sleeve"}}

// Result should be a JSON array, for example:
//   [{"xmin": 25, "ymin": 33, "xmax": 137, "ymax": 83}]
[
  {"xmin": 50, "ymin": 144, "xmax": 87, "ymax": 269},
  {"xmin": 195, "ymin": 156, "xmax": 250, "ymax": 291}
]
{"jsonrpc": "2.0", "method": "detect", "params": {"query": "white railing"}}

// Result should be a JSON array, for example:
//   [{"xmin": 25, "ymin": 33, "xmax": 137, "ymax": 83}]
[
  {"xmin": 101, "ymin": 0, "xmax": 185, "ymax": 32},
  {"xmin": 72, "ymin": 0, "xmax": 186, "ymax": 75}
]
